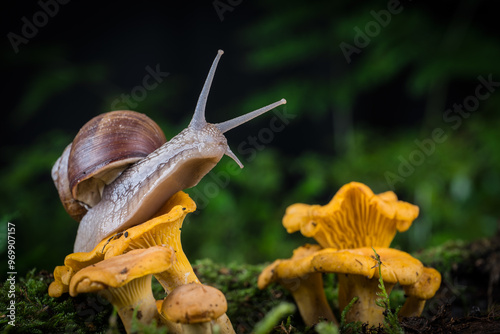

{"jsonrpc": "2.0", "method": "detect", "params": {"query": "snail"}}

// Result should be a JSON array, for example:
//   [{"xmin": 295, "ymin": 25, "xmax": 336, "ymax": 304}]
[
  {"xmin": 52, "ymin": 110, "xmax": 167, "ymax": 221},
  {"xmin": 52, "ymin": 50, "xmax": 287, "ymax": 253}
]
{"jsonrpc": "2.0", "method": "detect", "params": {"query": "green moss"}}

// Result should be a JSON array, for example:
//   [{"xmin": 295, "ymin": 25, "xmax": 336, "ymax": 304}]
[
  {"xmin": 192, "ymin": 258, "xmax": 294, "ymax": 332},
  {"xmin": 0, "ymin": 261, "xmax": 294, "ymax": 334},
  {"xmin": 338, "ymin": 297, "xmax": 363, "ymax": 334},
  {"xmin": 0, "ymin": 238, "xmax": 488, "ymax": 333},
  {"xmin": 0, "ymin": 269, "xmax": 113, "ymax": 333},
  {"xmin": 413, "ymin": 239, "xmax": 470, "ymax": 274}
]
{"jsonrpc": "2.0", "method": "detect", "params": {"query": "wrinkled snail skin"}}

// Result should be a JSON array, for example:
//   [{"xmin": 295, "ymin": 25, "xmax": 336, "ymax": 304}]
[{"xmin": 72, "ymin": 50, "xmax": 287, "ymax": 252}]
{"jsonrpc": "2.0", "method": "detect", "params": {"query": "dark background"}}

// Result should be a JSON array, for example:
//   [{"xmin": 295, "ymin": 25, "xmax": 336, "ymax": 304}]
[{"xmin": 1, "ymin": 0, "xmax": 500, "ymax": 278}]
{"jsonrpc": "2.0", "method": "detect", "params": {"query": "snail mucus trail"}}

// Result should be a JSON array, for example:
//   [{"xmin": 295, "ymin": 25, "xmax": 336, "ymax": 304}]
[{"xmin": 66, "ymin": 50, "xmax": 286, "ymax": 253}]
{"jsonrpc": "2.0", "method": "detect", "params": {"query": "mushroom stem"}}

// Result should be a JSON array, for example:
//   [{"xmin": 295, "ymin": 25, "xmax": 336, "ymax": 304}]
[
  {"xmin": 215, "ymin": 314, "xmax": 236, "ymax": 334},
  {"xmin": 398, "ymin": 267, "xmax": 442, "ymax": 318},
  {"xmin": 398, "ymin": 297, "xmax": 426, "ymax": 318},
  {"xmin": 257, "ymin": 244, "xmax": 338, "ymax": 327},
  {"xmin": 282, "ymin": 272, "xmax": 337, "ymax": 326},
  {"xmin": 182, "ymin": 322, "xmax": 212, "ymax": 334},
  {"xmin": 154, "ymin": 247, "xmax": 200, "ymax": 293},
  {"xmin": 156, "ymin": 300, "xmax": 183, "ymax": 334},
  {"xmin": 146, "ymin": 218, "xmax": 238, "ymax": 332},
  {"xmin": 101, "ymin": 275, "xmax": 159, "ymax": 334},
  {"xmin": 149, "ymin": 241, "xmax": 236, "ymax": 333},
  {"xmin": 69, "ymin": 247, "xmax": 176, "ymax": 334},
  {"xmin": 338, "ymin": 274, "xmax": 394, "ymax": 325}
]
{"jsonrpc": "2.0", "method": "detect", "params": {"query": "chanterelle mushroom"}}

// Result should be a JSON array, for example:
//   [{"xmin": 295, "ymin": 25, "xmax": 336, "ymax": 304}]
[
  {"xmin": 49, "ymin": 190, "xmax": 235, "ymax": 333},
  {"xmin": 312, "ymin": 247, "xmax": 424, "ymax": 325},
  {"xmin": 48, "ymin": 235, "xmax": 113, "ymax": 298},
  {"xmin": 48, "ymin": 265, "xmax": 73, "ymax": 297},
  {"xmin": 283, "ymin": 182, "xmax": 419, "ymax": 249},
  {"xmin": 49, "ymin": 191, "xmax": 197, "ymax": 296},
  {"xmin": 103, "ymin": 191, "xmax": 200, "ymax": 293},
  {"xmin": 69, "ymin": 246, "xmax": 175, "ymax": 334},
  {"xmin": 258, "ymin": 244, "xmax": 337, "ymax": 326},
  {"xmin": 259, "ymin": 182, "xmax": 440, "ymax": 326},
  {"xmin": 259, "ymin": 246, "xmax": 427, "ymax": 326},
  {"xmin": 399, "ymin": 267, "xmax": 442, "ymax": 318},
  {"xmin": 161, "ymin": 283, "xmax": 228, "ymax": 334}
]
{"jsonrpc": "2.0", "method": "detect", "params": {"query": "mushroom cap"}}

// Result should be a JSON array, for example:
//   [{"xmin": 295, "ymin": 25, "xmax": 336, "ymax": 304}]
[
  {"xmin": 48, "ymin": 265, "xmax": 74, "ymax": 297},
  {"xmin": 49, "ymin": 227, "xmax": 116, "ymax": 299},
  {"xmin": 312, "ymin": 247, "xmax": 424, "ymax": 285},
  {"xmin": 61, "ymin": 191, "xmax": 193, "ymax": 268},
  {"xmin": 403, "ymin": 267, "xmax": 442, "ymax": 300},
  {"xmin": 161, "ymin": 283, "xmax": 227, "ymax": 324},
  {"xmin": 282, "ymin": 182, "xmax": 419, "ymax": 249},
  {"xmin": 259, "ymin": 246, "xmax": 424, "ymax": 289},
  {"xmin": 258, "ymin": 244, "xmax": 322, "ymax": 289},
  {"xmin": 64, "ymin": 237, "xmax": 110, "ymax": 272},
  {"xmin": 258, "ymin": 259, "xmax": 282, "ymax": 290},
  {"xmin": 69, "ymin": 246, "xmax": 175, "ymax": 296},
  {"xmin": 49, "ymin": 236, "xmax": 111, "ymax": 298}
]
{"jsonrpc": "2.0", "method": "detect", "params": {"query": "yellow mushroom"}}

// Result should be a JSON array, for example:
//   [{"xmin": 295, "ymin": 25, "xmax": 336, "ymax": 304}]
[
  {"xmin": 258, "ymin": 244, "xmax": 337, "ymax": 326},
  {"xmin": 160, "ymin": 283, "xmax": 228, "ymax": 334},
  {"xmin": 259, "ymin": 245, "xmax": 427, "ymax": 326},
  {"xmin": 80, "ymin": 191, "xmax": 234, "ymax": 333},
  {"xmin": 282, "ymin": 182, "xmax": 419, "ymax": 249},
  {"xmin": 69, "ymin": 246, "xmax": 175, "ymax": 334},
  {"xmin": 103, "ymin": 191, "xmax": 200, "ymax": 293},
  {"xmin": 48, "ymin": 265, "xmax": 74, "ymax": 297},
  {"xmin": 49, "ymin": 191, "xmax": 236, "ymax": 333},
  {"xmin": 156, "ymin": 299, "xmax": 183, "ymax": 333},
  {"xmin": 311, "ymin": 247, "xmax": 424, "ymax": 325},
  {"xmin": 260, "ymin": 182, "xmax": 440, "ymax": 326},
  {"xmin": 48, "ymin": 191, "xmax": 197, "ymax": 297},
  {"xmin": 48, "ymin": 235, "xmax": 113, "ymax": 298},
  {"xmin": 399, "ymin": 267, "xmax": 442, "ymax": 318}
]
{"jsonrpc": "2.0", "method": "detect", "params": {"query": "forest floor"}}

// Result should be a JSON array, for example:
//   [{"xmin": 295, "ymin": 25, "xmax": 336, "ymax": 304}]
[
  {"xmin": 1, "ymin": 227, "xmax": 500, "ymax": 333},
  {"xmin": 399, "ymin": 227, "xmax": 500, "ymax": 334}
]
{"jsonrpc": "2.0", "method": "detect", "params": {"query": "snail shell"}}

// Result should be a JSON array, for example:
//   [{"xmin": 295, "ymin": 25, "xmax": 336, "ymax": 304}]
[
  {"xmin": 52, "ymin": 144, "xmax": 88, "ymax": 221},
  {"xmin": 52, "ymin": 110, "xmax": 166, "ymax": 220}
]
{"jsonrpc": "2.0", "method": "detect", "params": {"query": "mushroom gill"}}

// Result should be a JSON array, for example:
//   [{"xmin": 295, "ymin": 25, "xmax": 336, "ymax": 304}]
[{"xmin": 282, "ymin": 181, "xmax": 419, "ymax": 249}]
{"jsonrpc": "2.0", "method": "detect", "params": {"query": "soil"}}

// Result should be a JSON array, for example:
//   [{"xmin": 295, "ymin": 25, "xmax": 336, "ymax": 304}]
[
  {"xmin": 401, "ymin": 304, "xmax": 500, "ymax": 334},
  {"xmin": 400, "ymin": 227, "xmax": 500, "ymax": 334}
]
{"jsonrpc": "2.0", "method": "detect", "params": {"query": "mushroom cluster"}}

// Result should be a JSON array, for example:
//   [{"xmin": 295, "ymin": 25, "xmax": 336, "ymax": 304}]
[
  {"xmin": 258, "ymin": 182, "xmax": 441, "ymax": 326},
  {"xmin": 49, "ymin": 191, "xmax": 235, "ymax": 334}
]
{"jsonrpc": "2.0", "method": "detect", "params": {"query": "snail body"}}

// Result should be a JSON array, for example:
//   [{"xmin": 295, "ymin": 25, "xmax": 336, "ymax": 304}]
[{"xmin": 53, "ymin": 50, "xmax": 286, "ymax": 253}]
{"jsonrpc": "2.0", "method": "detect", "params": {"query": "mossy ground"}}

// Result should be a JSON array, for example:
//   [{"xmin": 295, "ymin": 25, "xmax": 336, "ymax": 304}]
[{"xmin": 1, "ymin": 231, "xmax": 499, "ymax": 333}]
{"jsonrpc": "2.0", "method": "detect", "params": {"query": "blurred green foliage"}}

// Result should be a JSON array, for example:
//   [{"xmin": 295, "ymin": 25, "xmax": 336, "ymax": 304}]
[{"xmin": 1, "ymin": 0, "xmax": 500, "ymax": 278}]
